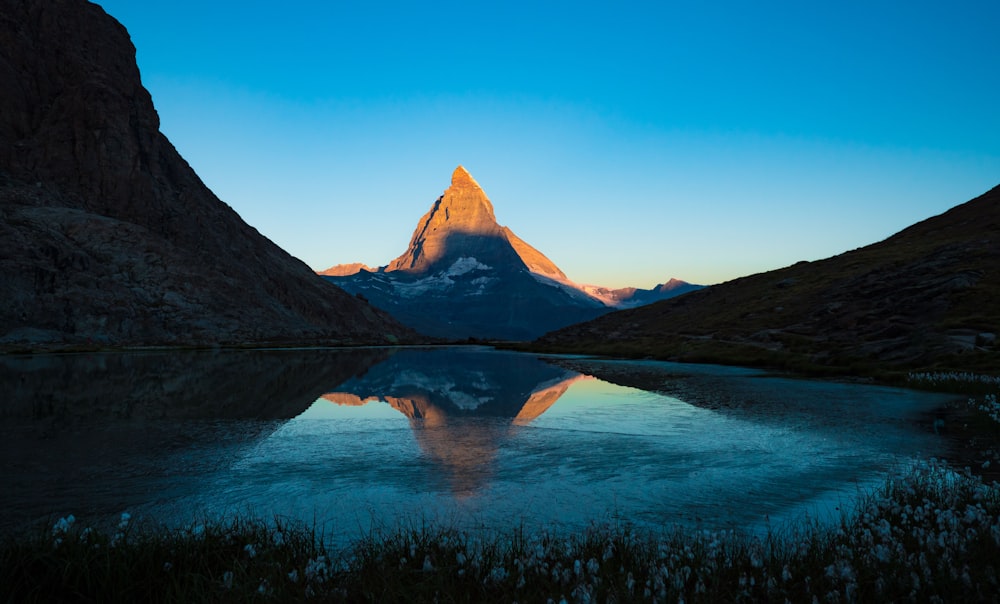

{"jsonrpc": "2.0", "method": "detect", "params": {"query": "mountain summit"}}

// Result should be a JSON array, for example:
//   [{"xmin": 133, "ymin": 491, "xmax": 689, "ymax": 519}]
[
  {"xmin": 386, "ymin": 166, "xmax": 519, "ymax": 272},
  {"xmin": 321, "ymin": 167, "xmax": 699, "ymax": 340},
  {"xmin": 383, "ymin": 166, "xmax": 566, "ymax": 279}
]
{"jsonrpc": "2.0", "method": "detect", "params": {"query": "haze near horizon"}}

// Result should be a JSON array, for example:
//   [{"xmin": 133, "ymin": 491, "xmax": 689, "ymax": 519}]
[{"xmin": 94, "ymin": 0, "xmax": 999, "ymax": 287}]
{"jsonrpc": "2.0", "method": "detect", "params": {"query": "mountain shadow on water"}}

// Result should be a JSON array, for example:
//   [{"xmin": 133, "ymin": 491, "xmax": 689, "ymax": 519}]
[
  {"xmin": 0, "ymin": 348, "xmax": 395, "ymax": 423},
  {"xmin": 0, "ymin": 347, "xmax": 401, "ymax": 532}
]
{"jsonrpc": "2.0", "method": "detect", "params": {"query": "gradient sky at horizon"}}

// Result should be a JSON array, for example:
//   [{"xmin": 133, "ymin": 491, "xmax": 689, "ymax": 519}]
[{"xmin": 94, "ymin": 0, "xmax": 998, "ymax": 287}]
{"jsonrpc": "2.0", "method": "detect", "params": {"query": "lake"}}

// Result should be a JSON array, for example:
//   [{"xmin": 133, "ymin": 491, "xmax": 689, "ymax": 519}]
[{"xmin": 0, "ymin": 346, "xmax": 958, "ymax": 544}]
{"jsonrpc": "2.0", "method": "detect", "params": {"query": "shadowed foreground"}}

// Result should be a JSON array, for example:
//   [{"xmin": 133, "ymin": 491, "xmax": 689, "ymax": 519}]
[{"xmin": 3, "ymin": 454, "xmax": 998, "ymax": 603}]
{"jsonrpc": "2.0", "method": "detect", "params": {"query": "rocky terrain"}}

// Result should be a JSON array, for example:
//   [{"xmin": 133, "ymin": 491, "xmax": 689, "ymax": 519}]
[
  {"xmin": 0, "ymin": 0, "xmax": 412, "ymax": 350},
  {"xmin": 532, "ymin": 185, "xmax": 1000, "ymax": 374},
  {"xmin": 322, "ymin": 166, "xmax": 699, "ymax": 340}
]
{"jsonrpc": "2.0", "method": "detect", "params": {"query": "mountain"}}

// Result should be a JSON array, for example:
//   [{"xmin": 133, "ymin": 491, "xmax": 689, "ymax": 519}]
[
  {"xmin": 0, "ymin": 0, "xmax": 413, "ymax": 350},
  {"xmin": 321, "ymin": 166, "xmax": 700, "ymax": 340},
  {"xmin": 580, "ymin": 278, "xmax": 705, "ymax": 309},
  {"xmin": 533, "ymin": 185, "xmax": 1000, "ymax": 374}
]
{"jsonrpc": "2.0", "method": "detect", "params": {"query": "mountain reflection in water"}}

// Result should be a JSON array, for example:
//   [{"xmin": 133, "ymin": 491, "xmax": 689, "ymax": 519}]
[
  {"xmin": 0, "ymin": 347, "xmax": 959, "ymax": 542},
  {"xmin": 319, "ymin": 348, "xmax": 590, "ymax": 496}
]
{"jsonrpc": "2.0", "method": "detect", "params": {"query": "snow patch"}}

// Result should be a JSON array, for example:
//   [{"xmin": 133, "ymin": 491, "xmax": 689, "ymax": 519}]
[
  {"xmin": 528, "ymin": 272, "xmax": 609, "ymax": 307},
  {"xmin": 389, "ymin": 258, "xmax": 493, "ymax": 298},
  {"xmin": 447, "ymin": 257, "xmax": 491, "ymax": 276}
]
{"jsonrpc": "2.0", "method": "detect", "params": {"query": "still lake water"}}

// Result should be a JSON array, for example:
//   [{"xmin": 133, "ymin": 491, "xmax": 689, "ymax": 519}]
[{"xmin": 0, "ymin": 346, "xmax": 958, "ymax": 543}]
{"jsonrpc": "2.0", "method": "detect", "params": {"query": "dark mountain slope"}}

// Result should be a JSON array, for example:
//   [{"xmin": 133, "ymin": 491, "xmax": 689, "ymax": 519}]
[
  {"xmin": 533, "ymin": 185, "xmax": 1000, "ymax": 374},
  {"xmin": 0, "ymin": 0, "xmax": 412, "ymax": 349}
]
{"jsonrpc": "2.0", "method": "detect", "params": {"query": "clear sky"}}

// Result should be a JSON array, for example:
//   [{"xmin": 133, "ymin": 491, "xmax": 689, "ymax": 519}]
[{"xmin": 94, "ymin": 0, "xmax": 998, "ymax": 287}]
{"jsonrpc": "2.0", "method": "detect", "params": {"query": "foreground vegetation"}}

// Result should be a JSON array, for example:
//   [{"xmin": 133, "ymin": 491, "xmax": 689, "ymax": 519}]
[{"xmin": 4, "ymin": 394, "xmax": 999, "ymax": 603}]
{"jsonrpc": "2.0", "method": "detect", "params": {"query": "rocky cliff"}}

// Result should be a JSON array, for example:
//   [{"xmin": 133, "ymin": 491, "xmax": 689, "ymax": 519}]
[
  {"xmin": 534, "ymin": 185, "xmax": 1000, "ymax": 374},
  {"xmin": 0, "ymin": 0, "xmax": 412, "ymax": 349}
]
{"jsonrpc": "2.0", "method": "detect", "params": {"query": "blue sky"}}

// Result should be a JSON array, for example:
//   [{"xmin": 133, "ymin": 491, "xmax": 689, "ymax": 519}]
[{"xmin": 95, "ymin": 0, "xmax": 998, "ymax": 287}]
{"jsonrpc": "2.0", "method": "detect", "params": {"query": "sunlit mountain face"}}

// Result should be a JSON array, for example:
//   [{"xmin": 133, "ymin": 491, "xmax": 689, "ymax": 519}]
[{"xmin": 320, "ymin": 166, "xmax": 700, "ymax": 340}]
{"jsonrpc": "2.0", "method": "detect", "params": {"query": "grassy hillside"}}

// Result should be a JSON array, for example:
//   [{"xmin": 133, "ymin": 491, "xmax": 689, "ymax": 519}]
[{"xmin": 530, "ymin": 185, "xmax": 1000, "ymax": 377}]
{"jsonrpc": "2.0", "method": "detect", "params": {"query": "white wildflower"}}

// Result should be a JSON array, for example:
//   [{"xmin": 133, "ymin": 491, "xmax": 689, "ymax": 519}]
[
  {"xmin": 52, "ymin": 515, "xmax": 75, "ymax": 535},
  {"xmin": 244, "ymin": 543, "xmax": 257, "ymax": 558},
  {"xmin": 305, "ymin": 556, "xmax": 330, "ymax": 584},
  {"xmin": 222, "ymin": 570, "xmax": 234, "ymax": 590},
  {"xmin": 488, "ymin": 566, "xmax": 508, "ymax": 583},
  {"xmin": 873, "ymin": 544, "xmax": 891, "ymax": 563}
]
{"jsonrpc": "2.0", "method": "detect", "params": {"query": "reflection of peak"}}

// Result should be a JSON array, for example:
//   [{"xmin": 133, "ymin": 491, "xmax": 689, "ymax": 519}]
[
  {"xmin": 320, "ymin": 348, "xmax": 580, "ymax": 419},
  {"xmin": 322, "ymin": 392, "xmax": 376, "ymax": 406},
  {"xmin": 315, "ymin": 348, "xmax": 587, "ymax": 499},
  {"xmin": 514, "ymin": 374, "xmax": 593, "ymax": 425}
]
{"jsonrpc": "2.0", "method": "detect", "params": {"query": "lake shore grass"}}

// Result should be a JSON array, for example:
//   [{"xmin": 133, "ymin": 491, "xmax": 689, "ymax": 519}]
[
  {"xmin": 4, "ymin": 392, "xmax": 998, "ymax": 603},
  {"xmin": 3, "ymin": 466, "xmax": 998, "ymax": 602}
]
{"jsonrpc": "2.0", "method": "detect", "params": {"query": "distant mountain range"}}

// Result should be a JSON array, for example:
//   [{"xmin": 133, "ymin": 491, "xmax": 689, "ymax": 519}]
[
  {"xmin": 321, "ymin": 166, "xmax": 701, "ymax": 340},
  {"xmin": 0, "ymin": 0, "xmax": 413, "ymax": 350},
  {"xmin": 532, "ymin": 185, "xmax": 1000, "ymax": 374}
]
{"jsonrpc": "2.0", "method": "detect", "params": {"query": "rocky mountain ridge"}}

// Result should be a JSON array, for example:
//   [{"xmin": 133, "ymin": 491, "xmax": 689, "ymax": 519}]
[
  {"xmin": 322, "ymin": 166, "xmax": 700, "ymax": 340},
  {"xmin": 0, "ymin": 0, "xmax": 413, "ymax": 350}
]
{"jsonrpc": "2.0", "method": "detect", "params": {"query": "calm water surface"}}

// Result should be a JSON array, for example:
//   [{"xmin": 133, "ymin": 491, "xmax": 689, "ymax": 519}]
[{"xmin": 0, "ymin": 347, "xmax": 958, "ymax": 543}]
